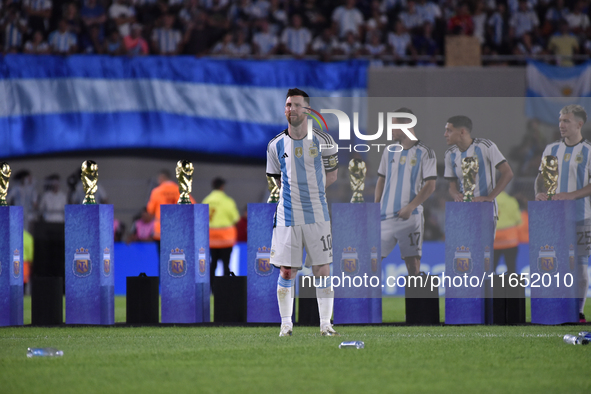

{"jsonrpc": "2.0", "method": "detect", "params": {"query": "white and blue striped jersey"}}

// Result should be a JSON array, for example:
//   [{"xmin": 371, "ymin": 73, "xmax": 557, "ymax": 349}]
[
  {"xmin": 152, "ymin": 28, "xmax": 182, "ymax": 54},
  {"xmin": 48, "ymin": 31, "xmax": 77, "ymax": 53},
  {"xmin": 280, "ymin": 27, "xmax": 312, "ymax": 56},
  {"xmin": 266, "ymin": 129, "xmax": 338, "ymax": 227},
  {"xmin": 378, "ymin": 141, "xmax": 437, "ymax": 221},
  {"xmin": 539, "ymin": 139, "xmax": 591, "ymax": 222},
  {"xmin": 444, "ymin": 138, "xmax": 506, "ymax": 216}
]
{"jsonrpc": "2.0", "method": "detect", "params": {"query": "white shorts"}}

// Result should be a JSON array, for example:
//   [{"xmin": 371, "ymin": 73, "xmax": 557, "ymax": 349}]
[
  {"xmin": 381, "ymin": 214, "xmax": 424, "ymax": 259},
  {"xmin": 270, "ymin": 221, "xmax": 333, "ymax": 269}
]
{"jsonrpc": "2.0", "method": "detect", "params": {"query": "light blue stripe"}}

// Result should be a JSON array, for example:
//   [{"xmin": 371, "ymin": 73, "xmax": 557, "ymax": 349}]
[
  {"xmin": 451, "ymin": 152, "xmax": 458, "ymax": 188},
  {"xmin": 576, "ymin": 146, "xmax": 588, "ymax": 221},
  {"xmin": 277, "ymin": 139, "xmax": 293, "ymax": 226},
  {"xmin": 551, "ymin": 144, "xmax": 559, "ymax": 157},
  {"xmin": 560, "ymin": 146, "xmax": 573, "ymax": 193},
  {"xmin": 473, "ymin": 146, "xmax": 488, "ymax": 197},
  {"xmin": 277, "ymin": 276, "xmax": 293, "ymax": 288},
  {"xmin": 294, "ymin": 139, "xmax": 315, "ymax": 224},
  {"xmin": 313, "ymin": 135, "xmax": 330, "ymax": 222},
  {"xmin": 380, "ymin": 149, "xmax": 394, "ymax": 220},
  {"xmin": 409, "ymin": 149, "xmax": 422, "ymax": 215},
  {"xmin": 528, "ymin": 60, "xmax": 591, "ymax": 81},
  {"xmin": 393, "ymin": 150, "xmax": 408, "ymax": 216}
]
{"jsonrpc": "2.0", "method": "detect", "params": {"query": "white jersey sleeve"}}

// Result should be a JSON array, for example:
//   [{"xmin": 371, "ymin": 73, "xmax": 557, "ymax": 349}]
[
  {"xmin": 266, "ymin": 134, "xmax": 282, "ymax": 176},
  {"xmin": 317, "ymin": 130, "xmax": 338, "ymax": 172},
  {"xmin": 422, "ymin": 148, "xmax": 437, "ymax": 180},
  {"xmin": 444, "ymin": 148, "xmax": 456, "ymax": 178},
  {"xmin": 487, "ymin": 142, "xmax": 506, "ymax": 168},
  {"xmin": 377, "ymin": 147, "xmax": 389, "ymax": 177}
]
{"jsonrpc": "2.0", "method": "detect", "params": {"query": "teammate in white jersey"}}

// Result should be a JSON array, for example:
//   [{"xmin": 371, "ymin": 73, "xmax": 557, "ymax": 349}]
[
  {"xmin": 444, "ymin": 115, "xmax": 514, "ymax": 224},
  {"xmin": 375, "ymin": 108, "xmax": 437, "ymax": 275},
  {"xmin": 535, "ymin": 105, "xmax": 589, "ymax": 323},
  {"xmin": 266, "ymin": 88, "xmax": 339, "ymax": 337}
]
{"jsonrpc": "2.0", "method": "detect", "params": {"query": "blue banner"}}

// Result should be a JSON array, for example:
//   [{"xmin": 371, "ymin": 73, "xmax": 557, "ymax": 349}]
[
  {"xmin": 0, "ymin": 55, "xmax": 367, "ymax": 159},
  {"xmin": 0, "ymin": 206, "xmax": 23, "ymax": 326},
  {"xmin": 65, "ymin": 205, "xmax": 114, "ymax": 325}
]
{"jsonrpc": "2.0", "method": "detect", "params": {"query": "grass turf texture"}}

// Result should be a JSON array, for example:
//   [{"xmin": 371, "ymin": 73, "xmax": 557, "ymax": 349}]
[{"xmin": 1, "ymin": 298, "xmax": 591, "ymax": 393}]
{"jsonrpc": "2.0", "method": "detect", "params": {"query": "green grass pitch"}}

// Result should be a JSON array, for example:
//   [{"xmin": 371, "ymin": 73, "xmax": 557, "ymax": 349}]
[{"xmin": 0, "ymin": 297, "xmax": 590, "ymax": 394}]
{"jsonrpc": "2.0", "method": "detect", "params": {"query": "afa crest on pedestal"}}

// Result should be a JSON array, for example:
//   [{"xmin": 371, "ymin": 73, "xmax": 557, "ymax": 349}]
[
  {"xmin": 73, "ymin": 247, "xmax": 92, "ymax": 278},
  {"xmin": 13, "ymin": 249, "xmax": 20, "ymax": 278},
  {"xmin": 255, "ymin": 246, "xmax": 273, "ymax": 276},
  {"xmin": 453, "ymin": 246, "xmax": 472, "ymax": 275},
  {"xmin": 198, "ymin": 247, "xmax": 207, "ymax": 277},
  {"xmin": 169, "ymin": 248, "xmax": 186, "ymax": 278},
  {"xmin": 103, "ymin": 247, "xmax": 111, "ymax": 276},
  {"xmin": 538, "ymin": 245, "xmax": 557, "ymax": 274},
  {"xmin": 341, "ymin": 247, "xmax": 359, "ymax": 276}
]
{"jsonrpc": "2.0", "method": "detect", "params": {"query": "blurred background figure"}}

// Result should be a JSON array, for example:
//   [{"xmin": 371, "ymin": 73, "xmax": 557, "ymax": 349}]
[
  {"xmin": 493, "ymin": 190, "xmax": 522, "ymax": 275},
  {"xmin": 39, "ymin": 174, "xmax": 67, "ymax": 223},
  {"xmin": 127, "ymin": 207, "xmax": 155, "ymax": 243},
  {"xmin": 7, "ymin": 169, "xmax": 38, "ymax": 233}
]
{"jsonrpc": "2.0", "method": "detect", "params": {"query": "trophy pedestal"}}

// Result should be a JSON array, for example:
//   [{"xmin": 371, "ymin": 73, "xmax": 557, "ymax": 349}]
[
  {"xmin": 160, "ymin": 204, "xmax": 210, "ymax": 323},
  {"xmin": 529, "ymin": 201, "xmax": 578, "ymax": 324},
  {"xmin": 332, "ymin": 203, "xmax": 382, "ymax": 324},
  {"xmin": 247, "ymin": 203, "xmax": 282, "ymax": 323},
  {"xmin": 0, "ymin": 206, "xmax": 23, "ymax": 326},
  {"xmin": 445, "ymin": 202, "xmax": 494, "ymax": 325},
  {"xmin": 65, "ymin": 205, "xmax": 114, "ymax": 325}
]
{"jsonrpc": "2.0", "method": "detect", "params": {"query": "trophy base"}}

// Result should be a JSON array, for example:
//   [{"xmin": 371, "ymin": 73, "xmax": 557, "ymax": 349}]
[
  {"xmin": 177, "ymin": 197, "xmax": 192, "ymax": 205},
  {"xmin": 82, "ymin": 198, "xmax": 97, "ymax": 205},
  {"xmin": 350, "ymin": 193, "xmax": 365, "ymax": 203}
]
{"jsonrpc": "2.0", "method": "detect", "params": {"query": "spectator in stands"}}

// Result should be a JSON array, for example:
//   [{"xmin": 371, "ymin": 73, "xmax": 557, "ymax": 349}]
[
  {"xmin": 109, "ymin": 0, "xmax": 136, "ymax": 38},
  {"xmin": 509, "ymin": 0, "xmax": 539, "ymax": 41},
  {"xmin": 80, "ymin": 24, "xmax": 104, "ymax": 53},
  {"xmin": 414, "ymin": 21, "xmax": 439, "ymax": 64},
  {"xmin": 486, "ymin": 3, "xmax": 509, "ymax": 54},
  {"xmin": 48, "ymin": 19, "xmax": 78, "ymax": 55},
  {"xmin": 415, "ymin": 0, "xmax": 441, "ymax": 25},
  {"xmin": 8, "ymin": 169, "xmax": 38, "ymax": 232},
  {"xmin": 183, "ymin": 13, "xmax": 213, "ymax": 56},
  {"xmin": 64, "ymin": 2, "xmax": 82, "ymax": 36},
  {"xmin": 337, "ymin": 30, "xmax": 362, "ymax": 57},
  {"xmin": 363, "ymin": 30, "xmax": 386, "ymax": 66},
  {"xmin": 227, "ymin": 0, "xmax": 255, "ymax": 32},
  {"xmin": 39, "ymin": 174, "xmax": 67, "ymax": 223},
  {"xmin": 81, "ymin": 0, "xmax": 107, "ymax": 31},
  {"xmin": 24, "ymin": 30, "xmax": 50, "ymax": 54},
  {"xmin": 548, "ymin": 19, "xmax": 579, "ymax": 66},
  {"xmin": 179, "ymin": 0, "xmax": 201, "ymax": 28},
  {"xmin": 268, "ymin": 0, "xmax": 288, "ymax": 35},
  {"xmin": 281, "ymin": 14, "xmax": 312, "ymax": 57},
  {"xmin": 105, "ymin": 29, "xmax": 125, "ymax": 55},
  {"xmin": 312, "ymin": 27, "xmax": 339, "ymax": 60},
  {"xmin": 544, "ymin": 0, "xmax": 570, "ymax": 34},
  {"xmin": 127, "ymin": 208, "xmax": 155, "ymax": 243},
  {"xmin": 399, "ymin": 0, "xmax": 424, "ymax": 33},
  {"xmin": 211, "ymin": 31, "xmax": 234, "ymax": 54},
  {"xmin": 447, "ymin": 2, "xmax": 474, "ymax": 35},
  {"xmin": 124, "ymin": 23, "xmax": 149, "ymax": 55},
  {"xmin": 23, "ymin": 0, "xmax": 52, "ymax": 35},
  {"xmin": 388, "ymin": 20, "xmax": 416, "ymax": 62},
  {"xmin": 228, "ymin": 29, "xmax": 251, "ymax": 56},
  {"xmin": 302, "ymin": 0, "xmax": 327, "ymax": 35},
  {"xmin": 331, "ymin": 0, "xmax": 365, "ymax": 39},
  {"xmin": 365, "ymin": 0, "xmax": 387, "ymax": 40},
  {"xmin": 152, "ymin": 13, "xmax": 182, "ymax": 55},
  {"xmin": 380, "ymin": 0, "xmax": 406, "ymax": 15},
  {"xmin": 1, "ymin": 5, "xmax": 27, "ymax": 53},
  {"xmin": 514, "ymin": 32, "xmax": 544, "ymax": 58},
  {"xmin": 252, "ymin": 18, "xmax": 278, "ymax": 57},
  {"xmin": 472, "ymin": 0, "xmax": 486, "ymax": 44},
  {"xmin": 206, "ymin": 0, "xmax": 231, "ymax": 45},
  {"xmin": 565, "ymin": 1, "xmax": 590, "ymax": 40}
]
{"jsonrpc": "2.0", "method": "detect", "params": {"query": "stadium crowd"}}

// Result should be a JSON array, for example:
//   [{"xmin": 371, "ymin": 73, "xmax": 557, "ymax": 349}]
[{"xmin": 1, "ymin": 0, "xmax": 590, "ymax": 64}]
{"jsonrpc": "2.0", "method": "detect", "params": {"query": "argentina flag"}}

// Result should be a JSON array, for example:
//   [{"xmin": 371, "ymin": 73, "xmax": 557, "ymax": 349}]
[
  {"xmin": 526, "ymin": 60, "xmax": 591, "ymax": 124},
  {"xmin": 0, "ymin": 55, "xmax": 367, "ymax": 159}
]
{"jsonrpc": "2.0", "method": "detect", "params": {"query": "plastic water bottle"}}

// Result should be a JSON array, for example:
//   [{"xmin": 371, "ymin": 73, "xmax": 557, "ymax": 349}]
[
  {"xmin": 579, "ymin": 331, "xmax": 591, "ymax": 340},
  {"xmin": 339, "ymin": 341, "xmax": 364, "ymax": 349},
  {"xmin": 27, "ymin": 348, "xmax": 64, "ymax": 357},
  {"xmin": 563, "ymin": 335, "xmax": 589, "ymax": 345}
]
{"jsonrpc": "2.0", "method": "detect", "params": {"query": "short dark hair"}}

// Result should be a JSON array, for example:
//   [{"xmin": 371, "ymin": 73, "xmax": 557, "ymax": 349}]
[
  {"xmin": 212, "ymin": 177, "xmax": 225, "ymax": 189},
  {"xmin": 447, "ymin": 115, "xmax": 473, "ymax": 132},
  {"xmin": 286, "ymin": 88, "xmax": 310, "ymax": 105},
  {"xmin": 159, "ymin": 169, "xmax": 171, "ymax": 180},
  {"xmin": 394, "ymin": 107, "xmax": 414, "ymax": 123}
]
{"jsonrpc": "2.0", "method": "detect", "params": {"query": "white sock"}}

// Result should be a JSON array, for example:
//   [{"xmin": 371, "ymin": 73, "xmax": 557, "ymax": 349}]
[
  {"xmin": 277, "ymin": 276, "xmax": 293, "ymax": 326},
  {"xmin": 316, "ymin": 278, "xmax": 334, "ymax": 327},
  {"xmin": 577, "ymin": 263, "xmax": 589, "ymax": 314}
]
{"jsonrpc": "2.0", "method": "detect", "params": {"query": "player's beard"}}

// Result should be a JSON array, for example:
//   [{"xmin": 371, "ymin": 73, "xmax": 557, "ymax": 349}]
[{"xmin": 288, "ymin": 115, "xmax": 305, "ymax": 128}]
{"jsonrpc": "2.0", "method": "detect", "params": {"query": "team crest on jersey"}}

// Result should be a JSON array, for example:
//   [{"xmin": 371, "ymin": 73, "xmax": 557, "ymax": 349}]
[
  {"xmin": 453, "ymin": 246, "xmax": 472, "ymax": 275},
  {"xmin": 537, "ymin": 245, "xmax": 557, "ymax": 274},
  {"xmin": 410, "ymin": 156, "xmax": 417, "ymax": 166},
  {"xmin": 13, "ymin": 249, "xmax": 20, "ymax": 278},
  {"xmin": 309, "ymin": 143, "xmax": 318, "ymax": 158},
  {"xmin": 575, "ymin": 154, "xmax": 583, "ymax": 164},
  {"xmin": 73, "ymin": 248, "xmax": 92, "ymax": 277},
  {"xmin": 168, "ymin": 248, "xmax": 187, "ymax": 278},
  {"xmin": 103, "ymin": 248, "xmax": 111, "ymax": 277},
  {"xmin": 255, "ymin": 246, "xmax": 273, "ymax": 276},
  {"xmin": 400, "ymin": 156, "xmax": 407, "ymax": 165},
  {"xmin": 371, "ymin": 246, "xmax": 379, "ymax": 273},
  {"xmin": 569, "ymin": 244, "xmax": 575, "ymax": 270},
  {"xmin": 484, "ymin": 246, "xmax": 491, "ymax": 272},
  {"xmin": 295, "ymin": 147, "xmax": 303, "ymax": 158},
  {"xmin": 564, "ymin": 153, "xmax": 571, "ymax": 162},
  {"xmin": 341, "ymin": 247, "xmax": 359, "ymax": 276},
  {"xmin": 198, "ymin": 247, "xmax": 207, "ymax": 277}
]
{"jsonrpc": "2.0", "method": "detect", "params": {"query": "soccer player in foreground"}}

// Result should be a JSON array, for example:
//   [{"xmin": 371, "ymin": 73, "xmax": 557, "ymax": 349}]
[
  {"xmin": 266, "ymin": 88, "xmax": 339, "ymax": 337},
  {"xmin": 443, "ymin": 115, "xmax": 514, "ymax": 232},
  {"xmin": 375, "ymin": 108, "xmax": 437, "ymax": 276},
  {"xmin": 535, "ymin": 105, "xmax": 590, "ymax": 323}
]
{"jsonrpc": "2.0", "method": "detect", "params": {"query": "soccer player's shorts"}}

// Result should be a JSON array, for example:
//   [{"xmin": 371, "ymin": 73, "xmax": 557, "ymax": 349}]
[
  {"xmin": 270, "ymin": 221, "xmax": 333, "ymax": 269},
  {"xmin": 381, "ymin": 213, "xmax": 424, "ymax": 259},
  {"xmin": 576, "ymin": 220, "xmax": 591, "ymax": 260}
]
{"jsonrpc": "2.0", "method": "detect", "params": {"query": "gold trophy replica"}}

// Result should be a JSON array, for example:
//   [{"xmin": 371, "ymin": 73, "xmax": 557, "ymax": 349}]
[
  {"xmin": 0, "ymin": 162, "xmax": 11, "ymax": 206},
  {"xmin": 461, "ymin": 157, "xmax": 479, "ymax": 202},
  {"xmin": 176, "ymin": 160, "xmax": 194, "ymax": 204},
  {"xmin": 267, "ymin": 175, "xmax": 280, "ymax": 203},
  {"xmin": 540, "ymin": 155, "xmax": 558, "ymax": 200},
  {"xmin": 349, "ymin": 158, "xmax": 366, "ymax": 203},
  {"xmin": 81, "ymin": 160, "xmax": 99, "ymax": 205}
]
